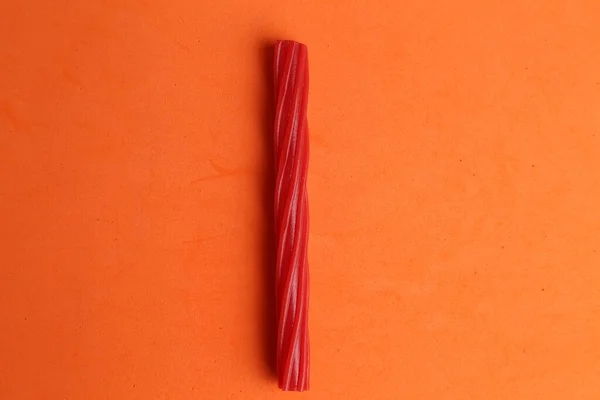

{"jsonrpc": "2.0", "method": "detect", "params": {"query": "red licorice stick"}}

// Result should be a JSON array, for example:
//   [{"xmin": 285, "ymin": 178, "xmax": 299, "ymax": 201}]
[{"xmin": 273, "ymin": 40, "xmax": 310, "ymax": 392}]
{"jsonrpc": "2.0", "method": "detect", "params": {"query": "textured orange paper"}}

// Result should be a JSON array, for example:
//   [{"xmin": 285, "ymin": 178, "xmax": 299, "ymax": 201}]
[{"xmin": 2, "ymin": 1, "xmax": 600, "ymax": 399}]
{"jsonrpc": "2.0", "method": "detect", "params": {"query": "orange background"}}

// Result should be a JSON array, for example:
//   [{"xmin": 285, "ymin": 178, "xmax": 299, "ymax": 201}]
[{"xmin": 2, "ymin": 1, "xmax": 600, "ymax": 399}]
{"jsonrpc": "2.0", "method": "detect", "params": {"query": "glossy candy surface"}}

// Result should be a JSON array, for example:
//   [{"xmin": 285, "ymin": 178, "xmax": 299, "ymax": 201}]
[{"xmin": 273, "ymin": 40, "xmax": 310, "ymax": 392}]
